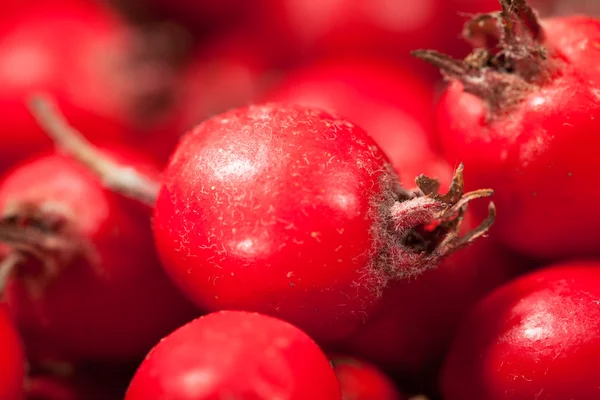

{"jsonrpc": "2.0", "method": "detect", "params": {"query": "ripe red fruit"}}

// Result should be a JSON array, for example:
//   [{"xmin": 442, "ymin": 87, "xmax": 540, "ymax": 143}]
[
  {"xmin": 29, "ymin": 98, "xmax": 494, "ymax": 344},
  {"xmin": 414, "ymin": 0, "xmax": 600, "ymax": 259},
  {"xmin": 338, "ymin": 208, "xmax": 518, "ymax": 385},
  {"xmin": 441, "ymin": 262, "xmax": 600, "ymax": 400},
  {"xmin": 262, "ymin": 57, "xmax": 446, "ymax": 182},
  {"xmin": 125, "ymin": 310, "xmax": 342, "ymax": 400},
  {"xmin": 0, "ymin": 148, "xmax": 196, "ymax": 363},
  {"xmin": 331, "ymin": 356, "xmax": 404, "ymax": 400},
  {"xmin": 0, "ymin": 1, "xmax": 176, "ymax": 171},
  {"xmin": 151, "ymin": 104, "xmax": 494, "ymax": 342},
  {"xmin": 0, "ymin": 305, "xmax": 25, "ymax": 400}
]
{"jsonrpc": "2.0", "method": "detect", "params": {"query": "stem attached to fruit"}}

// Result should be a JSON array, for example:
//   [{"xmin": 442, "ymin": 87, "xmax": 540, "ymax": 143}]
[
  {"xmin": 413, "ymin": 0, "xmax": 554, "ymax": 113},
  {"xmin": 385, "ymin": 163, "xmax": 495, "ymax": 279},
  {"xmin": 414, "ymin": 164, "xmax": 496, "ymax": 253},
  {"xmin": 0, "ymin": 210, "xmax": 85, "ymax": 285},
  {"xmin": 27, "ymin": 95, "xmax": 160, "ymax": 207}
]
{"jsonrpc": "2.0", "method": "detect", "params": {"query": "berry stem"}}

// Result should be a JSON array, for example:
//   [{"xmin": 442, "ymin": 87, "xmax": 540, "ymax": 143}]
[
  {"xmin": 27, "ymin": 95, "xmax": 160, "ymax": 207},
  {"xmin": 386, "ymin": 164, "xmax": 495, "ymax": 278},
  {"xmin": 413, "ymin": 0, "xmax": 554, "ymax": 113},
  {"xmin": 410, "ymin": 50, "xmax": 503, "ymax": 104}
]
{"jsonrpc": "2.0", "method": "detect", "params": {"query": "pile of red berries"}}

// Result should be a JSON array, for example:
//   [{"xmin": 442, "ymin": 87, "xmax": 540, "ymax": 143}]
[{"xmin": 0, "ymin": 0, "xmax": 598, "ymax": 398}]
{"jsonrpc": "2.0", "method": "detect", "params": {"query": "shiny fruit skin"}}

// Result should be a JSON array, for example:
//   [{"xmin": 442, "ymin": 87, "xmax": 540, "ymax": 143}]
[
  {"xmin": 442, "ymin": 263, "xmax": 600, "ymax": 400},
  {"xmin": 153, "ymin": 103, "xmax": 400, "ymax": 342},
  {"xmin": 125, "ymin": 311, "xmax": 342, "ymax": 400}
]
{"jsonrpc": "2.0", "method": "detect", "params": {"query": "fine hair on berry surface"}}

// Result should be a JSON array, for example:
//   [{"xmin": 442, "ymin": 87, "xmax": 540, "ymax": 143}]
[{"xmin": 27, "ymin": 95, "xmax": 495, "ymax": 343}]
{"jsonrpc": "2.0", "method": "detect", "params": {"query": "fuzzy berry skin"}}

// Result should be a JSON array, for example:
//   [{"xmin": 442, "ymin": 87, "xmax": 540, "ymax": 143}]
[
  {"xmin": 441, "ymin": 263, "xmax": 600, "ymax": 400},
  {"xmin": 417, "ymin": 0, "xmax": 600, "ymax": 259},
  {"xmin": 153, "ymin": 103, "xmax": 485, "ymax": 342},
  {"xmin": 262, "ymin": 57, "xmax": 445, "ymax": 182},
  {"xmin": 153, "ymin": 104, "xmax": 401, "ymax": 342},
  {"xmin": 0, "ymin": 306, "xmax": 25, "ymax": 400},
  {"xmin": 125, "ymin": 311, "xmax": 342, "ymax": 400},
  {"xmin": 0, "ymin": 1, "xmax": 175, "ymax": 171},
  {"xmin": 331, "ymin": 356, "xmax": 404, "ymax": 400},
  {"xmin": 0, "ymin": 149, "xmax": 197, "ymax": 363}
]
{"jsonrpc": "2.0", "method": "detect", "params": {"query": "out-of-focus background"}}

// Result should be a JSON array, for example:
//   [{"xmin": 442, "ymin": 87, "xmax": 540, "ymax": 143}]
[{"xmin": 0, "ymin": 0, "xmax": 591, "ymax": 173}]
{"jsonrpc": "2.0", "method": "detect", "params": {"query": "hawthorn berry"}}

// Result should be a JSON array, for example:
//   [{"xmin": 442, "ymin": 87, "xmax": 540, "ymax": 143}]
[
  {"xmin": 28, "ymin": 97, "xmax": 495, "ymax": 343},
  {"xmin": 125, "ymin": 311, "xmax": 342, "ymax": 400},
  {"xmin": 442, "ymin": 262, "xmax": 600, "ymax": 400},
  {"xmin": 415, "ymin": 0, "xmax": 600, "ymax": 259},
  {"xmin": 0, "ymin": 148, "xmax": 196, "ymax": 363}
]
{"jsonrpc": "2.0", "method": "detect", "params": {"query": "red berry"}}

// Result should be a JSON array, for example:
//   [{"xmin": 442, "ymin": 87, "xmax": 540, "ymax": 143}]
[
  {"xmin": 151, "ymin": 103, "xmax": 493, "ymax": 342},
  {"xmin": 414, "ymin": 0, "xmax": 600, "ymax": 259},
  {"xmin": 125, "ymin": 310, "xmax": 342, "ymax": 400},
  {"xmin": 331, "ymin": 356, "xmax": 405, "ymax": 400},
  {"xmin": 262, "ymin": 57, "xmax": 445, "ymax": 182},
  {"xmin": 441, "ymin": 262, "xmax": 600, "ymax": 400},
  {"xmin": 0, "ymin": 148, "xmax": 196, "ymax": 363},
  {"xmin": 0, "ymin": 305, "xmax": 25, "ymax": 400},
  {"xmin": 0, "ymin": 1, "xmax": 176, "ymax": 171}
]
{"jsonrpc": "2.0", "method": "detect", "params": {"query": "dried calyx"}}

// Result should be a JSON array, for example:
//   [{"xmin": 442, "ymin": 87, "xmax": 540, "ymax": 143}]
[
  {"xmin": 413, "ymin": 0, "xmax": 559, "ymax": 113},
  {"xmin": 0, "ymin": 204, "xmax": 91, "ymax": 294},
  {"xmin": 380, "ymin": 163, "xmax": 495, "ymax": 280}
]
